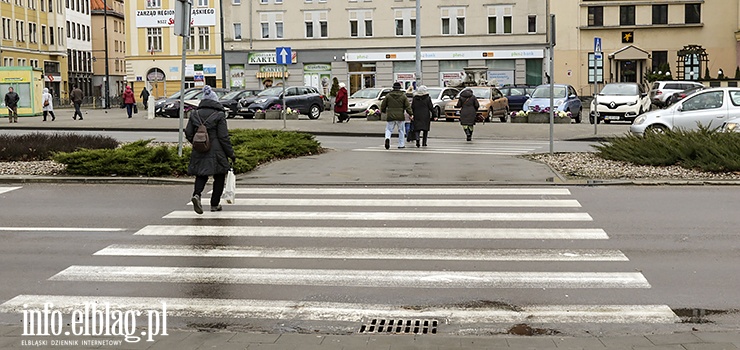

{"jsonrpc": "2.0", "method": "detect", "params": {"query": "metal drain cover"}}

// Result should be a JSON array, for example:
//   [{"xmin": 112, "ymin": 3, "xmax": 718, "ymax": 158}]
[{"xmin": 359, "ymin": 318, "xmax": 438, "ymax": 335}]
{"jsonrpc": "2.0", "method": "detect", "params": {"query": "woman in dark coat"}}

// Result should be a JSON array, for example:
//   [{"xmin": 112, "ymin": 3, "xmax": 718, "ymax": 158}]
[
  {"xmin": 411, "ymin": 85, "xmax": 433, "ymax": 147},
  {"xmin": 455, "ymin": 88, "xmax": 480, "ymax": 141},
  {"xmin": 185, "ymin": 85, "xmax": 236, "ymax": 214},
  {"xmin": 334, "ymin": 82, "xmax": 349, "ymax": 122}
]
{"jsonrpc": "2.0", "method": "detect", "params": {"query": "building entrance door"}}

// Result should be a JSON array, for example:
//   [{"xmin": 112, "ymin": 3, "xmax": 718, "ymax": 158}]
[
  {"xmin": 349, "ymin": 73, "xmax": 375, "ymax": 95},
  {"xmin": 619, "ymin": 60, "xmax": 638, "ymax": 82}
]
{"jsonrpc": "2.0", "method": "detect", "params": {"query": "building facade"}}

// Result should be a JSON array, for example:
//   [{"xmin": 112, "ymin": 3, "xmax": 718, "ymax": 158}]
[
  {"xmin": 222, "ymin": 0, "xmax": 550, "ymax": 95},
  {"xmin": 552, "ymin": 0, "xmax": 740, "ymax": 96},
  {"xmin": 125, "ymin": 0, "xmax": 223, "ymax": 99},
  {"xmin": 66, "ymin": 0, "xmax": 94, "ymax": 99},
  {"xmin": 91, "ymin": 0, "xmax": 125, "ymax": 101},
  {"xmin": 0, "ymin": 0, "xmax": 68, "ymax": 101}
]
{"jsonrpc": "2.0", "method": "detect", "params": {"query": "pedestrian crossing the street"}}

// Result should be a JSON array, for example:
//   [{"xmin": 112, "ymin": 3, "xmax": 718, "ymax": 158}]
[
  {"xmin": 0, "ymin": 186, "xmax": 680, "ymax": 332},
  {"xmin": 354, "ymin": 139, "xmax": 549, "ymax": 155}
]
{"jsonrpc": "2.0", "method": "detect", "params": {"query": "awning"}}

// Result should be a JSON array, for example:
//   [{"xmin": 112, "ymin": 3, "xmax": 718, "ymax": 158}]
[
  {"xmin": 256, "ymin": 71, "xmax": 289, "ymax": 79},
  {"xmin": 609, "ymin": 45, "xmax": 650, "ymax": 60}
]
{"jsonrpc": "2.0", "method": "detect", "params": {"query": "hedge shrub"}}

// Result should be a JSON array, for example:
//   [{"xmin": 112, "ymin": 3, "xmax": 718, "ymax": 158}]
[{"xmin": 0, "ymin": 132, "xmax": 118, "ymax": 161}]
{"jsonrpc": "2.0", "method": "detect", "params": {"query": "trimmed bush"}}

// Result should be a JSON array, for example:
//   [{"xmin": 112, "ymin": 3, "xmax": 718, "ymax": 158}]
[
  {"xmin": 0, "ymin": 132, "xmax": 119, "ymax": 161},
  {"xmin": 594, "ymin": 127, "xmax": 740, "ymax": 172},
  {"xmin": 53, "ymin": 129, "xmax": 323, "ymax": 176}
]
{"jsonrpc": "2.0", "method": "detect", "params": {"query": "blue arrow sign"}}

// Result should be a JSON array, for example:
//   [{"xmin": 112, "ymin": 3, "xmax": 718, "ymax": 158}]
[{"xmin": 276, "ymin": 47, "xmax": 292, "ymax": 65}]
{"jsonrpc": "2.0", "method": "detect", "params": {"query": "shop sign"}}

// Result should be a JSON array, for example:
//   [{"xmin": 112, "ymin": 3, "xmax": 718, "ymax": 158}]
[
  {"xmin": 2, "ymin": 77, "xmax": 27, "ymax": 82},
  {"xmin": 346, "ymin": 50, "xmax": 545, "ymax": 62},
  {"xmin": 303, "ymin": 64, "xmax": 331, "ymax": 72},
  {"xmin": 259, "ymin": 65, "xmax": 285, "ymax": 73},
  {"xmin": 248, "ymin": 52, "xmax": 297, "ymax": 64},
  {"xmin": 135, "ymin": 7, "xmax": 216, "ymax": 28},
  {"xmin": 487, "ymin": 71, "xmax": 514, "ymax": 87}
]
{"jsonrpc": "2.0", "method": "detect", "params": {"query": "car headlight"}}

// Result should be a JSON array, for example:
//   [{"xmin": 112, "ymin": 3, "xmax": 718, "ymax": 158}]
[
  {"xmin": 628, "ymin": 99, "xmax": 638, "ymax": 106},
  {"xmin": 634, "ymin": 115, "xmax": 647, "ymax": 125},
  {"xmin": 445, "ymin": 104, "xmax": 453, "ymax": 110},
  {"xmin": 165, "ymin": 102, "xmax": 175, "ymax": 109},
  {"xmin": 723, "ymin": 122, "xmax": 738, "ymax": 132},
  {"xmin": 554, "ymin": 100, "xmax": 564, "ymax": 107},
  {"xmin": 255, "ymin": 98, "xmax": 268, "ymax": 104}
]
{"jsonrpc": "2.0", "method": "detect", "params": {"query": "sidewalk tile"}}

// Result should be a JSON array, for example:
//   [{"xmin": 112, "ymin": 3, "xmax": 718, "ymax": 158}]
[
  {"xmin": 367, "ymin": 335, "xmax": 415, "ymax": 347},
  {"xmin": 599, "ymin": 335, "xmax": 653, "ymax": 347},
  {"xmin": 247, "ymin": 344, "xmax": 341, "ymax": 350},
  {"xmin": 182, "ymin": 331, "xmax": 237, "ymax": 348},
  {"xmin": 412, "ymin": 335, "xmax": 462, "ymax": 347},
  {"xmin": 458, "ymin": 337, "xmax": 508, "ymax": 348},
  {"xmin": 633, "ymin": 345, "xmax": 685, "ymax": 350},
  {"xmin": 274, "ymin": 333, "xmax": 325, "ymax": 346},
  {"xmin": 144, "ymin": 331, "xmax": 202, "ymax": 350},
  {"xmin": 506, "ymin": 337, "xmax": 557, "ymax": 348},
  {"xmin": 228, "ymin": 333, "xmax": 280, "ymax": 344},
  {"xmin": 646, "ymin": 333, "xmax": 703, "ymax": 345},
  {"xmin": 554, "ymin": 337, "xmax": 606, "ymax": 348},
  {"xmin": 322, "ymin": 335, "xmax": 369, "ymax": 347},
  {"xmin": 683, "ymin": 344, "xmax": 739, "ymax": 350},
  {"xmin": 694, "ymin": 333, "xmax": 740, "ymax": 344},
  {"xmin": 389, "ymin": 345, "xmax": 440, "ymax": 350},
  {"xmin": 0, "ymin": 326, "xmax": 22, "ymax": 336}
]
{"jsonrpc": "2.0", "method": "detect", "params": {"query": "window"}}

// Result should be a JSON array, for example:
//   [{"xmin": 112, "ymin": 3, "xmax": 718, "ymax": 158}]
[
  {"xmin": 58, "ymin": 26, "xmax": 63, "ymax": 45},
  {"xmin": 233, "ymin": 0, "xmax": 240, "ymax": 3},
  {"xmin": 186, "ymin": 27, "xmax": 195, "ymax": 50},
  {"xmin": 198, "ymin": 27, "xmax": 209, "ymax": 50},
  {"xmin": 147, "ymin": 27, "xmax": 162, "ymax": 52},
  {"xmin": 349, "ymin": 10, "xmax": 373, "ymax": 37},
  {"xmin": 16, "ymin": 20, "xmax": 25, "ymax": 42},
  {"xmin": 685, "ymin": 3, "xmax": 701, "ymax": 24},
  {"xmin": 394, "ymin": 8, "xmax": 416, "ymax": 36},
  {"xmin": 29, "ymin": 23, "xmax": 36, "ymax": 43},
  {"xmin": 487, "ymin": 5, "xmax": 512, "ymax": 34},
  {"xmin": 652, "ymin": 51, "xmax": 668, "ymax": 72},
  {"xmin": 41, "ymin": 25, "xmax": 46, "ymax": 44},
  {"xmin": 197, "ymin": 0, "xmax": 208, "ymax": 6},
  {"xmin": 304, "ymin": 11, "xmax": 328, "ymax": 38},
  {"xmin": 620, "ymin": 5, "xmax": 635, "ymax": 26},
  {"xmin": 260, "ymin": 12, "xmax": 283, "ymax": 39},
  {"xmin": 588, "ymin": 53, "xmax": 603, "ymax": 83},
  {"xmin": 652, "ymin": 5, "xmax": 668, "ymax": 25},
  {"xmin": 528, "ymin": 15, "xmax": 536, "ymax": 33},
  {"xmin": 588, "ymin": 6, "xmax": 603, "ymax": 26},
  {"xmin": 146, "ymin": 0, "xmax": 160, "ymax": 8},
  {"xmin": 233, "ymin": 23, "xmax": 241, "ymax": 40},
  {"xmin": 49, "ymin": 26, "xmax": 54, "ymax": 44},
  {"xmin": 441, "ymin": 7, "xmax": 465, "ymax": 35},
  {"xmin": 2, "ymin": 18, "xmax": 11, "ymax": 40}
]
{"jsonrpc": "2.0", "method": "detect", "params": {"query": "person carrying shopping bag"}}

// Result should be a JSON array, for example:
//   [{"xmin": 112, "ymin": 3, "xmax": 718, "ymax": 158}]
[
  {"xmin": 42, "ymin": 88, "xmax": 55, "ymax": 121},
  {"xmin": 456, "ymin": 88, "xmax": 480, "ymax": 142},
  {"xmin": 122, "ymin": 86, "xmax": 136, "ymax": 118}
]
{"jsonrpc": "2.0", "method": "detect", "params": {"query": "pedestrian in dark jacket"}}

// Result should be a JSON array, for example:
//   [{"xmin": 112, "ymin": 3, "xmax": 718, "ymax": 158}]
[
  {"xmin": 380, "ymin": 82, "xmax": 413, "ymax": 149},
  {"xmin": 185, "ymin": 85, "xmax": 236, "ymax": 214},
  {"xmin": 334, "ymin": 82, "xmax": 349, "ymax": 123},
  {"xmin": 411, "ymin": 85, "xmax": 434, "ymax": 147},
  {"xmin": 71, "ymin": 85, "xmax": 84, "ymax": 120},
  {"xmin": 4, "ymin": 87, "xmax": 20, "ymax": 123},
  {"xmin": 455, "ymin": 88, "xmax": 480, "ymax": 141},
  {"xmin": 122, "ymin": 86, "xmax": 136, "ymax": 118},
  {"xmin": 140, "ymin": 87, "xmax": 150, "ymax": 110}
]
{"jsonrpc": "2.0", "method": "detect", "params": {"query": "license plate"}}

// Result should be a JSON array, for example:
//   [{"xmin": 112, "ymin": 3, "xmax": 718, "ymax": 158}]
[
  {"xmin": 606, "ymin": 115, "xmax": 621, "ymax": 120},
  {"xmin": 455, "ymin": 111, "xmax": 460, "ymax": 116},
  {"xmin": 240, "ymin": 109, "xmax": 248, "ymax": 112}
]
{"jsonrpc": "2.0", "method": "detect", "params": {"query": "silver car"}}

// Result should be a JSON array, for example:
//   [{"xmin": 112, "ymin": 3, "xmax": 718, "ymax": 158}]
[
  {"xmin": 424, "ymin": 87, "xmax": 459, "ymax": 121},
  {"xmin": 721, "ymin": 117, "xmax": 740, "ymax": 132},
  {"xmin": 630, "ymin": 87, "xmax": 740, "ymax": 136},
  {"xmin": 347, "ymin": 88, "xmax": 392, "ymax": 116}
]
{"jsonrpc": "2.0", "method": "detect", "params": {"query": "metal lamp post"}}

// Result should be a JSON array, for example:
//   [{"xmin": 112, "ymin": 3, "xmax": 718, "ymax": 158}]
[{"xmin": 103, "ymin": 0, "xmax": 110, "ymax": 109}]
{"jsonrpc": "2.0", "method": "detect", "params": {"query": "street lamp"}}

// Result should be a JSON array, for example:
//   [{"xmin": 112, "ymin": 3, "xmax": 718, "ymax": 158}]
[
  {"xmin": 103, "ymin": 0, "xmax": 110, "ymax": 109},
  {"xmin": 718, "ymin": 68, "xmax": 724, "ymax": 79}
]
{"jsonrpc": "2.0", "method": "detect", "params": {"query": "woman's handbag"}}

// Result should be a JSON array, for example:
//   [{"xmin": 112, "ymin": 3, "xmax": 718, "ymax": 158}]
[
  {"xmin": 134, "ymin": 104, "xmax": 139, "ymax": 114},
  {"xmin": 221, "ymin": 168, "xmax": 236, "ymax": 204}
]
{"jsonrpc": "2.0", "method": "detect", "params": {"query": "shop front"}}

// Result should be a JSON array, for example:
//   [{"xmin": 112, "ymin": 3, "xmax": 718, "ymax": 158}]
[
  {"xmin": 303, "ymin": 64, "xmax": 332, "ymax": 96},
  {"xmin": 0, "ymin": 67, "xmax": 44, "ymax": 117}
]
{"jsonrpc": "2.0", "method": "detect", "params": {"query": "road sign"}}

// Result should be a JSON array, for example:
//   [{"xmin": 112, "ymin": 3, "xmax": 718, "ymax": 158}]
[
  {"xmin": 594, "ymin": 37, "xmax": 602, "ymax": 59},
  {"xmin": 276, "ymin": 47, "xmax": 292, "ymax": 65}
]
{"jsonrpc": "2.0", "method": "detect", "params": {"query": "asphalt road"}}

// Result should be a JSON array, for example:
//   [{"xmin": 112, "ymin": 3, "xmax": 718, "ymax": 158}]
[{"xmin": 0, "ymin": 184, "xmax": 738, "ymax": 337}]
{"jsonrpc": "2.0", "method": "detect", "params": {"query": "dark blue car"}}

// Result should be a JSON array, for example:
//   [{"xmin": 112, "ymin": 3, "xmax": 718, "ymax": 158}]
[{"xmin": 500, "ymin": 86, "xmax": 536, "ymax": 111}]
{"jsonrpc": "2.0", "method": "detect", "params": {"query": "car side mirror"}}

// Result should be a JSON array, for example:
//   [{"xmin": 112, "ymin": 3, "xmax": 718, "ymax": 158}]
[
  {"xmin": 641, "ymin": 93, "xmax": 647, "ymax": 97},
  {"xmin": 677, "ymin": 105, "xmax": 683, "ymax": 112},
  {"xmin": 379, "ymin": 96, "xmax": 386, "ymax": 100},
  {"xmin": 569, "ymin": 94, "xmax": 577, "ymax": 99},
  {"xmin": 442, "ymin": 96, "xmax": 450, "ymax": 101}
]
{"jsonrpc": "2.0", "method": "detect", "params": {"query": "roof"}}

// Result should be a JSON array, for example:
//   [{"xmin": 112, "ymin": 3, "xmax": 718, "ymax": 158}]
[{"xmin": 90, "ymin": 0, "xmax": 111, "ymax": 11}]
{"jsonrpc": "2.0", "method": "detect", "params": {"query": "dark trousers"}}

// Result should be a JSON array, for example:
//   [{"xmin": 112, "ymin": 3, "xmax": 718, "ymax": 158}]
[
  {"xmin": 415, "ymin": 130, "xmax": 428, "ymax": 145},
  {"xmin": 73, "ymin": 102, "xmax": 82, "ymax": 119},
  {"xmin": 43, "ymin": 110, "xmax": 56, "ymax": 121},
  {"xmin": 126, "ymin": 104, "xmax": 133, "ymax": 118},
  {"xmin": 193, "ymin": 173, "xmax": 227, "ymax": 207}
]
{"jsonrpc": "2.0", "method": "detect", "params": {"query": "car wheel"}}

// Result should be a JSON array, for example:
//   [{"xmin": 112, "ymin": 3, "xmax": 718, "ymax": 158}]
[
  {"xmin": 646, "ymin": 124, "xmax": 668, "ymax": 134},
  {"xmin": 308, "ymin": 104, "xmax": 321, "ymax": 119},
  {"xmin": 574, "ymin": 108, "xmax": 582, "ymax": 123},
  {"xmin": 485, "ymin": 109, "xmax": 493, "ymax": 122},
  {"xmin": 499, "ymin": 108, "xmax": 509, "ymax": 123}
]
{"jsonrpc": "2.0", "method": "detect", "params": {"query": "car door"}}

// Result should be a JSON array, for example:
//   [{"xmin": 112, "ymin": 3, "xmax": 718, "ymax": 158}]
[
  {"xmin": 728, "ymin": 90, "xmax": 740, "ymax": 121},
  {"xmin": 566, "ymin": 85, "xmax": 582, "ymax": 112},
  {"xmin": 283, "ymin": 87, "xmax": 301, "ymax": 111},
  {"xmin": 491, "ymin": 87, "xmax": 506, "ymax": 115},
  {"xmin": 673, "ymin": 90, "xmax": 728, "ymax": 131}
]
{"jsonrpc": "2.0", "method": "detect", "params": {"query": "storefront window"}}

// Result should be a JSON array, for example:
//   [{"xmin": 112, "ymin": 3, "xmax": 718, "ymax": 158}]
[{"xmin": 439, "ymin": 60, "xmax": 466, "ymax": 87}]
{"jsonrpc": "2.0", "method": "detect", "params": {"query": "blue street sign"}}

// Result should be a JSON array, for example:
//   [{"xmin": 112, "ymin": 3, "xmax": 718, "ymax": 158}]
[
  {"xmin": 276, "ymin": 47, "xmax": 292, "ymax": 65},
  {"xmin": 594, "ymin": 37, "xmax": 602, "ymax": 59}
]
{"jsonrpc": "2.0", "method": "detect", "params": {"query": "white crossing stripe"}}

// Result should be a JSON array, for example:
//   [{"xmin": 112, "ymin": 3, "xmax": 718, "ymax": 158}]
[
  {"xmin": 134, "ymin": 225, "xmax": 610, "ymax": 239},
  {"xmin": 187, "ymin": 198, "xmax": 582, "ymax": 207},
  {"xmin": 0, "ymin": 186, "xmax": 22, "ymax": 195},
  {"xmin": 230, "ymin": 188, "xmax": 571, "ymax": 196},
  {"xmin": 94, "ymin": 245, "xmax": 628, "ymax": 261},
  {"xmin": 355, "ymin": 148, "xmax": 533, "ymax": 156},
  {"xmin": 50, "ymin": 266, "xmax": 650, "ymax": 289},
  {"xmin": 0, "ymin": 227, "xmax": 126, "ymax": 232},
  {"xmin": 0, "ymin": 295, "xmax": 680, "ymax": 324},
  {"xmin": 164, "ymin": 211, "xmax": 593, "ymax": 221}
]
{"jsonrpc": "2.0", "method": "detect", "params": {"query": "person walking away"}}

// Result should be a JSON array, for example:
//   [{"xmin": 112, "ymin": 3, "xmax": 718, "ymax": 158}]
[
  {"xmin": 122, "ymin": 86, "xmax": 136, "ymax": 118},
  {"xmin": 334, "ymin": 82, "xmax": 349, "ymax": 123},
  {"xmin": 456, "ymin": 88, "xmax": 480, "ymax": 141},
  {"xmin": 411, "ymin": 85, "xmax": 434, "ymax": 147},
  {"xmin": 380, "ymin": 82, "xmax": 413, "ymax": 149},
  {"xmin": 71, "ymin": 85, "xmax": 84, "ymax": 120},
  {"xmin": 140, "ymin": 87, "xmax": 150, "ymax": 110},
  {"xmin": 42, "ymin": 88, "xmax": 55, "ymax": 121},
  {"xmin": 4, "ymin": 87, "xmax": 20, "ymax": 123},
  {"xmin": 185, "ymin": 85, "xmax": 236, "ymax": 214}
]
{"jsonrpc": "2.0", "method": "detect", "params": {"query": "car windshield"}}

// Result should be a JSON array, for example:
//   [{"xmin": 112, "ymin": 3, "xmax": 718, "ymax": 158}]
[
  {"xmin": 601, "ymin": 84, "xmax": 639, "ymax": 95},
  {"xmin": 258, "ymin": 87, "xmax": 283, "ymax": 97},
  {"xmin": 351, "ymin": 88, "xmax": 382, "ymax": 99},
  {"xmin": 460, "ymin": 88, "xmax": 490, "ymax": 99},
  {"xmin": 184, "ymin": 90, "xmax": 202, "ymax": 99},
  {"xmin": 426, "ymin": 88, "xmax": 443, "ymax": 98},
  {"xmin": 221, "ymin": 91, "xmax": 242, "ymax": 100},
  {"xmin": 508, "ymin": 88, "xmax": 527, "ymax": 96},
  {"xmin": 532, "ymin": 87, "xmax": 567, "ymax": 98}
]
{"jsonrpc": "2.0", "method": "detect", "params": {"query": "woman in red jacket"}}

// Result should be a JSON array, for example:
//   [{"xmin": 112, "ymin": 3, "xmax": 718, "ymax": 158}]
[
  {"xmin": 334, "ymin": 82, "xmax": 349, "ymax": 123},
  {"xmin": 122, "ymin": 86, "xmax": 136, "ymax": 118}
]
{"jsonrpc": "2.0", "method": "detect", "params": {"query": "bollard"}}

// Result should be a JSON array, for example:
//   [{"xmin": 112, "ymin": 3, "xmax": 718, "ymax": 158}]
[{"xmin": 147, "ymin": 95, "xmax": 155, "ymax": 119}]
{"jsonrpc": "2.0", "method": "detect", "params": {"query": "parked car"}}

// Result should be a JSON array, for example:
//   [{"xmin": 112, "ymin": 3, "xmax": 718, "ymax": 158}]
[
  {"xmin": 182, "ymin": 88, "xmax": 230, "ymax": 114},
  {"xmin": 153, "ymin": 88, "xmax": 200, "ymax": 117},
  {"xmin": 523, "ymin": 84, "xmax": 583, "ymax": 123},
  {"xmin": 155, "ymin": 88, "xmax": 202, "ymax": 118},
  {"xmin": 347, "ymin": 88, "xmax": 392, "ymax": 116},
  {"xmin": 630, "ymin": 87, "xmax": 740, "ymax": 136},
  {"xmin": 721, "ymin": 116, "xmax": 740, "ymax": 132},
  {"xmin": 424, "ymin": 87, "xmax": 459, "ymax": 121},
  {"xmin": 245, "ymin": 86, "xmax": 324, "ymax": 119},
  {"xmin": 648, "ymin": 81, "xmax": 704, "ymax": 108},
  {"xmin": 500, "ymin": 86, "xmax": 535, "ymax": 111},
  {"xmin": 220, "ymin": 89, "xmax": 262, "ymax": 118},
  {"xmin": 666, "ymin": 85, "xmax": 706, "ymax": 106},
  {"xmin": 444, "ymin": 86, "xmax": 509, "ymax": 122},
  {"xmin": 589, "ymin": 82, "xmax": 651, "ymax": 124}
]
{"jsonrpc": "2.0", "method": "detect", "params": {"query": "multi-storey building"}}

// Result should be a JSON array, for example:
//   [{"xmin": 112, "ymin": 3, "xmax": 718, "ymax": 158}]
[
  {"xmin": 0, "ymin": 0, "xmax": 68, "ymax": 100},
  {"xmin": 91, "ymin": 0, "xmax": 126, "ymax": 100},
  {"xmin": 552, "ymin": 0, "xmax": 739, "ymax": 95},
  {"xmin": 125, "ymin": 0, "xmax": 223, "ymax": 98},
  {"xmin": 222, "ymin": 0, "xmax": 550, "ymax": 95},
  {"xmin": 66, "ymin": 0, "xmax": 93, "ymax": 99}
]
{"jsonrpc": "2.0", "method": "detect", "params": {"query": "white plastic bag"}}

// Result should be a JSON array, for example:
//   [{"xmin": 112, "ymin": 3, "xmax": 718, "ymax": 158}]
[{"xmin": 222, "ymin": 169, "xmax": 236, "ymax": 204}]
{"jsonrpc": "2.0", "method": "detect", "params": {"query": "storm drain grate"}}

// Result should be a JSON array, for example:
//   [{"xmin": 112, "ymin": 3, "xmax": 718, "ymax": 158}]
[{"xmin": 359, "ymin": 318, "xmax": 438, "ymax": 335}]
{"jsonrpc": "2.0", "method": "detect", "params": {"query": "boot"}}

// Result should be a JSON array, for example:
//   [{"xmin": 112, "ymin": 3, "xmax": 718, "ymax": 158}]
[
  {"xmin": 468, "ymin": 128, "xmax": 473, "ymax": 141},
  {"xmin": 422, "ymin": 132, "xmax": 428, "ymax": 147},
  {"xmin": 464, "ymin": 128, "xmax": 471, "ymax": 141}
]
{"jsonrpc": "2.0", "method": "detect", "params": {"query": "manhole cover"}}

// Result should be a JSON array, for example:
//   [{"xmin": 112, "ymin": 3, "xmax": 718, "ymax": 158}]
[{"xmin": 359, "ymin": 318, "xmax": 438, "ymax": 335}]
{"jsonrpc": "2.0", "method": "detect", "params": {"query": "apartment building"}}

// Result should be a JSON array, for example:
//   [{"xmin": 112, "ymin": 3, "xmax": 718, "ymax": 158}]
[
  {"xmin": 91, "ymin": 0, "xmax": 125, "ymax": 99},
  {"xmin": 0, "ymin": 0, "xmax": 68, "ymax": 99},
  {"xmin": 66, "ymin": 0, "xmax": 94, "ymax": 98},
  {"xmin": 125, "ymin": 0, "xmax": 223, "ymax": 98},
  {"xmin": 552, "ymin": 0, "xmax": 740, "ymax": 96},
  {"xmin": 222, "ymin": 0, "xmax": 550, "ymax": 95}
]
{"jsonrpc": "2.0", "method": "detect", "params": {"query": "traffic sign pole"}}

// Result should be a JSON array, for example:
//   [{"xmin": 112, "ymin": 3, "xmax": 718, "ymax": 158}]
[
  {"xmin": 276, "ymin": 47, "xmax": 292, "ymax": 129},
  {"xmin": 593, "ymin": 37, "xmax": 601, "ymax": 135}
]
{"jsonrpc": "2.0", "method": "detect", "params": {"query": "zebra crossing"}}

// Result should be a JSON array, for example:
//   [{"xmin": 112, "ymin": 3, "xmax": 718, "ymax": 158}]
[
  {"xmin": 0, "ymin": 186, "xmax": 21, "ymax": 195},
  {"xmin": 353, "ymin": 139, "xmax": 549, "ymax": 155},
  {"xmin": 0, "ymin": 186, "xmax": 680, "ymax": 331}
]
